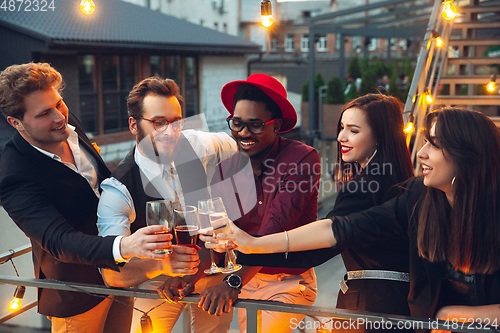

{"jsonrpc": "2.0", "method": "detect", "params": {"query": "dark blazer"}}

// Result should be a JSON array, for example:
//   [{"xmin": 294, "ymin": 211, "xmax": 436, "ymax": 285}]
[
  {"xmin": 0, "ymin": 114, "xmax": 119, "ymax": 317},
  {"xmin": 333, "ymin": 177, "xmax": 500, "ymax": 332}
]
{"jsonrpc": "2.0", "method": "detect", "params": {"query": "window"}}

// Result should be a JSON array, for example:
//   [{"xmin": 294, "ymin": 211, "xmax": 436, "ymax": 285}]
[
  {"xmin": 184, "ymin": 57, "xmax": 199, "ymax": 118},
  {"xmin": 317, "ymin": 35, "xmax": 327, "ymax": 52},
  {"xmin": 368, "ymin": 38, "xmax": 378, "ymax": 51},
  {"xmin": 270, "ymin": 38, "xmax": 278, "ymax": 52},
  {"xmin": 352, "ymin": 36, "xmax": 361, "ymax": 52},
  {"xmin": 214, "ymin": 22, "xmax": 219, "ymax": 30},
  {"xmin": 78, "ymin": 55, "xmax": 136, "ymax": 134},
  {"xmin": 285, "ymin": 34, "xmax": 295, "ymax": 52},
  {"xmin": 223, "ymin": 23, "xmax": 228, "ymax": 33},
  {"xmin": 391, "ymin": 38, "xmax": 398, "ymax": 51},
  {"xmin": 77, "ymin": 54, "xmax": 199, "ymax": 135},
  {"xmin": 301, "ymin": 34, "xmax": 309, "ymax": 52}
]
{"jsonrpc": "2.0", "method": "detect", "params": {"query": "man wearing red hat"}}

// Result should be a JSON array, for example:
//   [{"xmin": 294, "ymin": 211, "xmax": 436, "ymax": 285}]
[{"xmin": 177, "ymin": 74, "xmax": 319, "ymax": 332}]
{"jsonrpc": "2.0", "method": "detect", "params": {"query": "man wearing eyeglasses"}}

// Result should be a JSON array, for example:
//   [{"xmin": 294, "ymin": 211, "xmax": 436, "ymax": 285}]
[
  {"xmin": 97, "ymin": 77, "xmax": 237, "ymax": 333},
  {"xmin": 163, "ymin": 74, "xmax": 320, "ymax": 333}
]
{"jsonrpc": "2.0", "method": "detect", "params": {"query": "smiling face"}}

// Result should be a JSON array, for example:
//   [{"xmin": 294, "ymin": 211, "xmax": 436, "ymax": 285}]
[
  {"xmin": 7, "ymin": 86, "xmax": 69, "ymax": 153},
  {"xmin": 337, "ymin": 107, "xmax": 377, "ymax": 168},
  {"xmin": 130, "ymin": 94, "xmax": 183, "ymax": 160},
  {"xmin": 231, "ymin": 100, "xmax": 282, "ymax": 161},
  {"xmin": 417, "ymin": 122, "xmax": 457, "ymax": 198}
]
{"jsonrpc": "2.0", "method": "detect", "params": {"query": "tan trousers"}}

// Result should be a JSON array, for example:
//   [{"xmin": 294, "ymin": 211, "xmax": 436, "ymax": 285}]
[
  {"xmin": 238, "ymin": 268, "xmax": 317, "ymax": 333},
  {"xmin": 49, "ymin": 295, "xmax": 133, "ymax": 333},
  {"xmin": 130, "ymin": 274, "xmax": 233, "ymax": 333}
]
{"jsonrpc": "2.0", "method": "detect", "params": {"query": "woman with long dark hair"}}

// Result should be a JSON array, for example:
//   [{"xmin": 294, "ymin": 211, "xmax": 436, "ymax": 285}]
[
  {"xmin": 212, "ymin": 108, "xmax": 500, "ymax": 325},
  {"xmin": 326, "ymin": 94, "xmax": 414, "ymax": 326}
]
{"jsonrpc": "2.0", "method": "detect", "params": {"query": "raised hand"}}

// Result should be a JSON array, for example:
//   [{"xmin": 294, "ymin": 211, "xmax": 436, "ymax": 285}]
[{"xmin": 211, "ymin": 221, "xmax": 257, "ymax": 254}]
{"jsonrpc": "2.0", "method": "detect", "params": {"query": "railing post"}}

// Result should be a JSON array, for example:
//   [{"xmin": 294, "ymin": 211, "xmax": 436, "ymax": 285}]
[{"xmin": 246, "ymin": 304, "xmax": 259, "ymax": 333}]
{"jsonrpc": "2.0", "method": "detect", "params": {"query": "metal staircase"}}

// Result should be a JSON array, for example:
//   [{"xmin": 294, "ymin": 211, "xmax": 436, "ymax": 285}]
[{"xmin": 404, "ymin": 0, "xmax": 500, "ymax": 166}]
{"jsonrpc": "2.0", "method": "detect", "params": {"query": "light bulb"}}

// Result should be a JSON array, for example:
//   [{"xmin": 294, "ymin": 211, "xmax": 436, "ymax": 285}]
[
  {"xmin": 442, "ymin": 1, "xmax": 457, "ymax": 21},
  {"xmin": 426, "ymin": 92, "xmax": 433, "ymax": 104},
  {"xmin": 487, "ymin": 74, "xmax": 497, "ymax": 93},
  {"xmin": 141, "ymin": 314, "xmax": 153, "ymax": 333},
  {"xmin": 261, "ymin": 0, "xmax": 273, "ymax": 28},
  {"xmin": 261, "ymin": 15, "xmax": 273, "ymax": 28},
  {"xmin": 404, "ymin": 122, "xmax": 414, "ymax": 134},
  {"xmin": 436, "ymin": 36, "xmax": 444, "ymax": 48},
  {"xmin": 487, "ymin": 81, "xmax": 496, "ymax": 93},
  {"xmin": 81, "ymin": 0, "xmax": 95, "ymax": 14},
  {"xmin": 8, "ymin": 286, "xmax": 25, "ymax": 312}
]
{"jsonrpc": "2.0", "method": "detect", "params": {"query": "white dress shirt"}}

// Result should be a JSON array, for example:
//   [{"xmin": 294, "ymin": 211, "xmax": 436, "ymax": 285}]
[{"xmin": 97, "ymin": 130, "xmax": 237, "ymax": 260}]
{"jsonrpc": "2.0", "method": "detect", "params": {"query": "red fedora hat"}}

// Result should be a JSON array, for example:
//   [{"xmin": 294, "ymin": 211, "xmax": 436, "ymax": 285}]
[{"xmin": 221, "ymin": 73, "xmax": 297, "ymax": 133}]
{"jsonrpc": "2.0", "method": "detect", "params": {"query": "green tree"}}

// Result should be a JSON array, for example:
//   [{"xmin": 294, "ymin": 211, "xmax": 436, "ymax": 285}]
[
  {"xmin": 301, "ymin": 73, "xmax": 325, "ymax": 102},
  {"xmin": 359, "ymin": 70, "xmax": 377, "ymax": 95},
  {"xmin": 325, "ymin": 76, "xmax": 345, "ymax": 104},
  {"xmin": 347, "ymin": 56, "xmax": 362, "ymax": 80}
]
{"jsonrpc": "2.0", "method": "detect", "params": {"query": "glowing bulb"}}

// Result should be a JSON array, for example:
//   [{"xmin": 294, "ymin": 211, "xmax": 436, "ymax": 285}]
[
  {"xmin": 487, "ymin": 81, "xmax": 496, "ymax": 92},
  {"xmin": 426, "ymin": 92, "xmax": 433, "ymax": 104},
  {"xmin": 436, "ymin": 36, "xmax": 444, "ymax": 48},
  {"xmin": 261, "ymin": 15, "xmax": 274, "ymax": 28},
  {"xmin": 261, "ymin": 0, "xmax": 273, "ymax": 28},
  {"xmin": 80, "ymin": 0, "xmax": 95, "ymax": 14},
  {"xmin": 487, "ymin": 74, "xmax": 497, "ymax": 93},
  {"xmin": 8, "ymin": 286, "xmax": 25, "ymax": 312},
  {"xmin": 442, "ymin": 1, "xmax": 457, "ymax": 21},
  {"xmin": 404, "ymin": 122, "xmax": 414, "ymax": 134},
  {"xmin": 8, "ymin": 298, "xmax": 21, "ymax": 311}
]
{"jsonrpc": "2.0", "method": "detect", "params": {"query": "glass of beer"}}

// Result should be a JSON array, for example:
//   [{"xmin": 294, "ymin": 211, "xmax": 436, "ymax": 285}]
[
  {"xmin": 208, "ymin": 197, "xmax": 241, "ymax": 273},
  {"xmin": 198, "ymin": 199, "xmax": 223, "ymax": 275},
  {"xmin": 173, "ymin": 206, "xmax": 199, "ymax": 249},
  {"xmin": 146, "ymin": 200, "xmax": 174, "ymax": 254}
]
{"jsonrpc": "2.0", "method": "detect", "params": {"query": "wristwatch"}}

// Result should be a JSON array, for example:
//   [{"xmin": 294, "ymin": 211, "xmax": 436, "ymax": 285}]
[{"xmin": 224, "ymin": 274, "xmax": 242, "ymax": 289}]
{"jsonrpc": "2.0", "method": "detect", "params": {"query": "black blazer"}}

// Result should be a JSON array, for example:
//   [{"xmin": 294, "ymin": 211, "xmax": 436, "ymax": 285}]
[{"xmin": 0, "ymin": 114, "xmax": 119, "ymax": 317}]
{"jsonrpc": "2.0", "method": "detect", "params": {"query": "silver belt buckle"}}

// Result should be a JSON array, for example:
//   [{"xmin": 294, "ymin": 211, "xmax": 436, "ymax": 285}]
[{"xmin": 339, "ymin": 274, "xmax": 349, "ymax": 294}]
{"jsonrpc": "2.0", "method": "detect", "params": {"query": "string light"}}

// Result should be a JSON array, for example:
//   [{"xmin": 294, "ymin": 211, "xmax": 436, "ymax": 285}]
[
  {"xmin": 141, "ymin": 313, "xmax": 154, "ymax": 333},
  {"xmin": 435, "ymin": 36, "xmax": 444, "ymax": 48},
  {"xmin": 425, "ymin": 89, "xmax": 434, "ymax": 104},
  {"xmin": 487, "ymin": 74, "xmax": 497, "ymax": 93},
  {"xmin": 8, "ymin": 286, "xmax": 25, "ymax": 311},
  {"xmin": 404, "ymin": 114, "xmax": 415, "ymax": 134},
  {"xmin": 442, "ymin": 1, "xmax": 457, "ymax": 21},
  {"xmin": 261, "ymin": 0, "xmax": 273, "ymax": 28},
  {"xmin": 80, "ymin": 0, "xmax": 95, "ymax": 14}
]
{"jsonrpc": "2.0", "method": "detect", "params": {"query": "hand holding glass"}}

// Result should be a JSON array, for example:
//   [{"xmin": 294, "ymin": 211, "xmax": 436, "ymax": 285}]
[
  {"xmin": 146, "ymin": 200, "xmax": 174, "ymax": 254},
  {"xmin": 198, "ymin": 199, "xmax": 223, "ymax": 274},
  {"xmin": 208, "ymin": 197, "xmax": 241, "ymax": 273}
]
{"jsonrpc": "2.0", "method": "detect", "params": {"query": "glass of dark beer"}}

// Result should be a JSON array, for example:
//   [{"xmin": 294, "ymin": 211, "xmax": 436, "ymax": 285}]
[{"xmin": 173, "ymin": 206, "xmax": 199, "ymax": 249}]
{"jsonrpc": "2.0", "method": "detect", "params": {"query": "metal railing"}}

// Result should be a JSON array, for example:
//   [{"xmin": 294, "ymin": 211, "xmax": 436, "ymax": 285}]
[
  {"xmin": 1, "ymin": 246, "xmax": 498, "ymax": 333},
  {"xmin": 1, "ymin": 275, "xmax": 498, "ymax": 333}
]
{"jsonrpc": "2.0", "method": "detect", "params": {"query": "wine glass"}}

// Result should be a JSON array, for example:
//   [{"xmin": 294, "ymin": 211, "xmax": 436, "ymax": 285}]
[
  {"xmin": 146, "ymin": 200, "xmax": 174, "ymax": 254},
  {"xmin": 198, "ymin": 199, "xmax": 223, "ymax": 274},
  {"xmin": 208, "ymin": 197, "xmax": 241, "ymax": 273},
  {"xmin": 173, "ymin": 206, "xmax": 199, "ymax": 249}
]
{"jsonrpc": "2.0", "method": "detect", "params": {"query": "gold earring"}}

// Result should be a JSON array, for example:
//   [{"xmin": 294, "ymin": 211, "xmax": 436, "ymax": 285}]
[{"xmin": 451, "ymin": 176, "xmax": 456, "ymax": 185}]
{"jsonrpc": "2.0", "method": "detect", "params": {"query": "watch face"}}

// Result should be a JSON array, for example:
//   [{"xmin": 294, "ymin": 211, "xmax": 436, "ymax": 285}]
[{"xmin": 227, "ymin": 274, "xmax": 242, "ymax": 288}]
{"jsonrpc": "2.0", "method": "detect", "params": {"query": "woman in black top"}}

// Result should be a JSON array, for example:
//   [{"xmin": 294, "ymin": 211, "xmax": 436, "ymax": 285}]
[
  {"xmin": 327, "ymin": 94, "xmax": 413, "ymax": 327},
  {"xmin": 213, "ymin": 108, "xmax": 500, "ymax": 330}
]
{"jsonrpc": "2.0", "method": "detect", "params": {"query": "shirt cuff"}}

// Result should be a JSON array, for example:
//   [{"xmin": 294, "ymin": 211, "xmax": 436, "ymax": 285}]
[{"xmin": 113, "ymin": 235, "xmax": 129, "ymax": 263}]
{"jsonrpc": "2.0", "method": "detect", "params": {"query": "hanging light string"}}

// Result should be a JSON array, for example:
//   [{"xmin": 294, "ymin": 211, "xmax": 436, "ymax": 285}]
[{"xmin": 60, "ymin": 281, "xmax": 165, "ymax": 333}]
